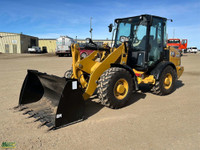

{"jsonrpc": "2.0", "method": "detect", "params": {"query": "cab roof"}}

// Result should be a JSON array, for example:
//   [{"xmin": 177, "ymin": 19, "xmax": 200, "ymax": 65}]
[{"xmin": 115, "ymin": 14, "xmax": 167, "ymax": 23}]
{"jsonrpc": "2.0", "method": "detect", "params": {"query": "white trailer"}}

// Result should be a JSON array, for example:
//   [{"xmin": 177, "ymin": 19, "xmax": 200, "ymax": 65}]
[{"xmin": 56, "ymin": 36, "xmax": 76, "ymax": 57}]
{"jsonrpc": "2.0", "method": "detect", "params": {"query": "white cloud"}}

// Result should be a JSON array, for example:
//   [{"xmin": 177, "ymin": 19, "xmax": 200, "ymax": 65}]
[{"xmin": 33, "ymin": 33, "xmax": 60, "ymax": 39}]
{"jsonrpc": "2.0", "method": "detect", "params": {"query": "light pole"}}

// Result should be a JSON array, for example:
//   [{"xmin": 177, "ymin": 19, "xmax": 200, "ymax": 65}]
[{"xmin": 89, "ymin": 17, "xmax": 93, "ymax": 39}]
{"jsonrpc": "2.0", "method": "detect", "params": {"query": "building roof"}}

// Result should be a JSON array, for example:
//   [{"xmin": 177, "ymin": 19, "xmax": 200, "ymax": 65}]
[
  {"xmin": 39, "ymin": 38, "xmax": 56, "ymax": 40},
  {"xmin": 0, "ymin": 32, "xmax": 38, "ymax": 38},
  {"xmin": 39, "ymin": 38, "xmax": 112, "ymax": 41},
  {"xmin": 0, "ymin": 32, "xmax": 112, "ymax": 41},
  {"xmin": 77, "ymin": 39, "xmax": 112, "ymax": 41}
]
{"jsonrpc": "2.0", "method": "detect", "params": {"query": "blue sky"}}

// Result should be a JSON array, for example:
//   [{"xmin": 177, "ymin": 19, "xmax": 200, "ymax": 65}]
[{"xmin": 0, "ymin": 0, "xmax": 200, "ymax": 47}]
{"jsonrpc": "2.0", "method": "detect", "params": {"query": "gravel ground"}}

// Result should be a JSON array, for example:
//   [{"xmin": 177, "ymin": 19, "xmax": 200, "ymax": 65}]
[{"xmin": 0, "ymin": 53, "xmax": 200, "ymax": 150}]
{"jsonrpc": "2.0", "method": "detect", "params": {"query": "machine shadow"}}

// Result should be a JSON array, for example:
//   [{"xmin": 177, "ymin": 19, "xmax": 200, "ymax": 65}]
[
  {"xmin": 84, "ymin": 96, "xmax": 104, "ymax": 119},
  {"xmin": 175, "ymin": 80, "xmax": 185, "ymax": 90},
  {"xmin": 124, "ymin": 92, "xmax": 146, "ymax": 107},
  {"xmin": 84, "ymin": 92, "xmax": 146, "ymax": 119},
  {"xmin": 139, "ymin": 84, "xmax": 152, "ymax": 93},
  {"xmin": 139, "ymin": 80, "xmax": 185, "ymax": 93}
]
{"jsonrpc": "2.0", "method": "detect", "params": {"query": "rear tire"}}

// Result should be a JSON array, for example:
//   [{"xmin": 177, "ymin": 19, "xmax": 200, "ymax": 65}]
[
  {"xmin": 151, "ymin": 66, "xmax": 177, "ymax": 95},
  {"xmin": 80, "ymin": 52, "xmax": 87, "ymax": 59},
  {"xmin": 64, "ymin": 69, "xmax": 73, "ymax": 78},
  {"xmin": 97, "ymin": 67, "xmax": 135, "ymax": 109}
]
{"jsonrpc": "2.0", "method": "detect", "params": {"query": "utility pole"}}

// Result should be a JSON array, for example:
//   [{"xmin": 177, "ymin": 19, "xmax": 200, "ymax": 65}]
[{"xmin": 89, "ymin": 17, "xmax": 93, "ymax": 39}]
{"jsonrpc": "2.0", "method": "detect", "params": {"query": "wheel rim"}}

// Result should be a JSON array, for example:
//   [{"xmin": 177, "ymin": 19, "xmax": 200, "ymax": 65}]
[
  {"xmin": 164, "ymin": 73, "xmax": 172, "ymax": 90},
  {"xmin": 114, "ymin": 78, "xmax": 129, "ymax": 100}
]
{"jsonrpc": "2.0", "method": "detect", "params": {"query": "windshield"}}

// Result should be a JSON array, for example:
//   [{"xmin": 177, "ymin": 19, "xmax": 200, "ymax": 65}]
[
  {"xmin": 115, "ymin": 23, "xmax": 131, "ymax": 45},
  {"xmin": 167, "ymin": 40, "xmax": 180, "ymax": 43},
  {"xmin": 115, "ymin": 18, "xmax": 147, "ymax": 51}
]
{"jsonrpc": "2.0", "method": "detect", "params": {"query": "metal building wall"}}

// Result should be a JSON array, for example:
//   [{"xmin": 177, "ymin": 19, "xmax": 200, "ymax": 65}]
[
  {"xmin": 0, "ymin": 32, "xmax": 38, "ymax": 53},
  {"xmin": 21, "ymin": 35, "xmax": 38, "ymax": 53},
  {"xmin": 0, "ymin": 32, "xmax": 21, "ymax": 53},
  {"xmin": 39, "ymin": 39, "xmax": 56, "ymax": 53}
]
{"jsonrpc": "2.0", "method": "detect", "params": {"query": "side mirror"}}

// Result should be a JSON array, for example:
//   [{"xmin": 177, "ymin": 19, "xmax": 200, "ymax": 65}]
[
  {"xmin": 167, "ymin": 19, "xmax": 173, "ymax": 22},
  {"xmin": 108, "ymin": 24, "xmax": 113, "ymax": 32}
]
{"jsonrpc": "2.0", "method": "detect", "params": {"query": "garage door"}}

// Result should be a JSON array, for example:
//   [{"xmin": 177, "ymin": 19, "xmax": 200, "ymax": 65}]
[
  {"xmin": 5, "ymin": 44, "xmax": 9, "ymax": 53},
  {"xmin": 13, "ymin": 44, "xmax": 17, "ymax": 53}
]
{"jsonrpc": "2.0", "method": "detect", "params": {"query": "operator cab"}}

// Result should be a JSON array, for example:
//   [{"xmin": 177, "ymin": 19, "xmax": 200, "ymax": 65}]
[{"xmin": 114, "ymin": 14, "xmax": 167, "ymax": 71}]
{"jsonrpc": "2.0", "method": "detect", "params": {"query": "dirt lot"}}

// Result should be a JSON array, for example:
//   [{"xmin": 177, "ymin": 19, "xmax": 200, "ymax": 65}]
[{"xmin": 0, "ymin": 53, "xmax": 200, "ymax": 150}]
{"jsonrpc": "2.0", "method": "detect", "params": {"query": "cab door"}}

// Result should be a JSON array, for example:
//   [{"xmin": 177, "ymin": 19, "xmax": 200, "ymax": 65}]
[{"xmin": 148, "ymin": 17, "xmax": 166, "ymax": 66}]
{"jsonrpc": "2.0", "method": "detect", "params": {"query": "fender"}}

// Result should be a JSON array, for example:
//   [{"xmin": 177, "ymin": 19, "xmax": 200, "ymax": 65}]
[
  {"xmin": 111, "ymin": 63, "xmax": 139, "ymax": 91},
  {"xmin": 150, "ymin": 61, "xmax": 176, "ymax": 80}
]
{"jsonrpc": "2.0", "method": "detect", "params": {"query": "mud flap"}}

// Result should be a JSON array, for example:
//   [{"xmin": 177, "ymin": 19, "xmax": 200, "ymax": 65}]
[{"xmin": 17, "ymin": 70, "xmax": 85, "ymax": 129}]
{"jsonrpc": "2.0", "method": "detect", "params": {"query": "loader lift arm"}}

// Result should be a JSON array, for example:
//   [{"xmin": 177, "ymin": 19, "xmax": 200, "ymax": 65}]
[{"xmin": 71, "ymin": 42, "xmax": 130, "ymax": 100}]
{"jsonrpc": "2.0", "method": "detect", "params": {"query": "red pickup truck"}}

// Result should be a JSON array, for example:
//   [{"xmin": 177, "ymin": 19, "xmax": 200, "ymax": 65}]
[
  {"xmin": 78, "ymin": 42, "xmax": 110, "ymax": 58},
  {"xmin": 79, "ymin": 48, "xmax": 94, "ymax": 58},
  {"xmin": 167, "ymin": 39, "xmax": 187, "ymax": 53},
  {"xmin": 78, "ymin": 43, "xmax": 94, "ymax": 58}
]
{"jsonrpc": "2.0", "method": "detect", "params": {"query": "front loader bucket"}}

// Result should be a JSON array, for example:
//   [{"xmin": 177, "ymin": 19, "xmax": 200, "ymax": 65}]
[{"xmin": 17, "ymin": 70, "xmax": 85, "ymax": 129}]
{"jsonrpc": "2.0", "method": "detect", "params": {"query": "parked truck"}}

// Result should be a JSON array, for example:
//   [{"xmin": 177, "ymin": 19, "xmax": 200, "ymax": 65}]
[
  {"xmin": 28, "ymin": 46, "xmax": 41, "ymax": 53},
  {"xmin": 56, "ymin": 36, "xmax": 76, "ymax": 57},
  {"xmin": 187, "ymin": 47, "xmax": 198, "ymax": 53},
  {"xmin": 167, "ymin": 39, "xmax": 187, "ymax": 53}
]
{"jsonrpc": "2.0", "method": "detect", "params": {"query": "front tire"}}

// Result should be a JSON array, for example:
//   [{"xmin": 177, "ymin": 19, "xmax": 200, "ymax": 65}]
[
  {"xmin": 151, "ymin": 66, "xmax": 177, "ymax": 95},
  {"xmin": 97, "ymin": 67, "xmax": 135, "ymax": 109}
]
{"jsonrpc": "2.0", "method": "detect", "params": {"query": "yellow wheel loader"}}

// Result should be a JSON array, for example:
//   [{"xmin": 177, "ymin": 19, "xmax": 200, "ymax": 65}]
[{"xmin": 16, "ymin": 14, "xmax": 184, "ymax": 129}]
